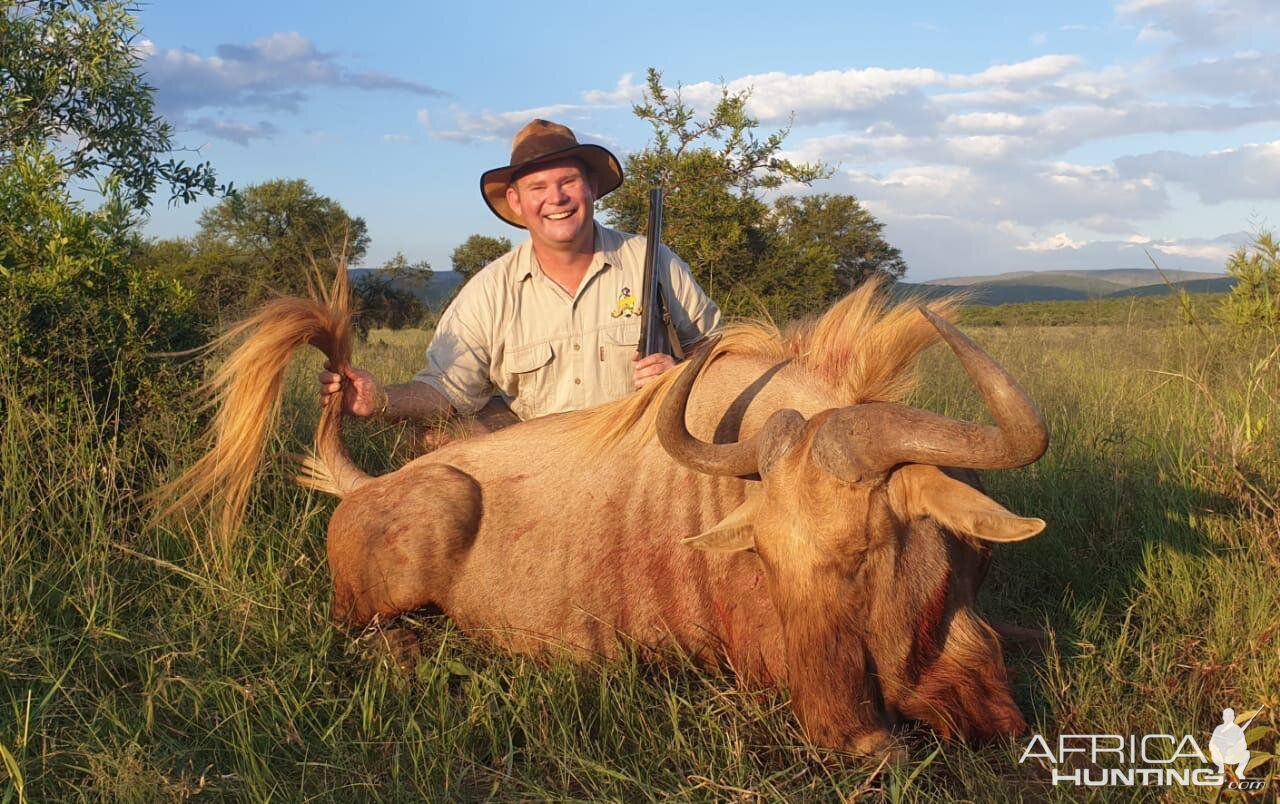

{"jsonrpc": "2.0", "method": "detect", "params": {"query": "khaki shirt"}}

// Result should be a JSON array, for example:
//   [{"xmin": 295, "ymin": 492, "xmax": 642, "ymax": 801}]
[{"xmin": 414, "ymin": 224, "xmax": 721, "ymax": 420}]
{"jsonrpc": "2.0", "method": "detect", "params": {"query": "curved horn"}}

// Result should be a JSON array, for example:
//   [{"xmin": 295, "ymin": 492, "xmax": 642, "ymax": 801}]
[
  {"xmin": 656, "ymin": 337, "xmax": 761, "ymax": 477},
  {"xmin": 813, "ymin": 307, "xmax": 1049, "ymax": 480}
]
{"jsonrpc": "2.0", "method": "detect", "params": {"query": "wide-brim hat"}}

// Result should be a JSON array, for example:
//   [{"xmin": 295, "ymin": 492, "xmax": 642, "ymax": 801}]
[{"xmin": 481, "ymin": 119, "xmax": 623, "ymax": 229}]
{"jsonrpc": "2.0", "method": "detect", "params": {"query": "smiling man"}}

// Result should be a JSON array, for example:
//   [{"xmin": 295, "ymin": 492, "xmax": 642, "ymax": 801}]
[{"xmin": 320, "ymin": 119, "xmax": 720, "ymax": 428}]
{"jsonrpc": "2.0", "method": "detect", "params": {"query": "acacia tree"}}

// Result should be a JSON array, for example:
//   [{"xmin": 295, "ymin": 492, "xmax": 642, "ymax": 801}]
[
  {"xmin": 353, "ymin": 253, "xmax": 431, "ymax": 334},
  {"xmin": 450, "ymin": 234, "xmax": 512, "ymax": 280},
  {"xmin": 600, "ymin": 69, "xmax": 829, "ymax": 309},
  {"xmin": 194, "ymin": 178, "xmax": 370, "ymax": 310},
  {"xmin": 600, "ymin": 68, "xmax": 906, "ymax": 319},
  {"xmin": 767, "ymin": 194, "xmax": 907, "ymax": 305},
  {"xmin": 1, "ymin": 0, "xmax": 224, "ymax": 207}
]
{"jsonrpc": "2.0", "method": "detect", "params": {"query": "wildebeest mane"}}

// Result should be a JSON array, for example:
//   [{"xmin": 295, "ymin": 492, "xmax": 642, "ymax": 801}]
[{"xmin": 573, "ymin": 276, "xmax": 964, "ymax": 448}]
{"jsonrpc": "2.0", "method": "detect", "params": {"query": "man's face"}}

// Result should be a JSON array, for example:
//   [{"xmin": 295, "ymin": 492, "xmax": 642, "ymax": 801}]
[{"xmin": 506, "ymin": 159, "xmax": 596, "ymax": 249}]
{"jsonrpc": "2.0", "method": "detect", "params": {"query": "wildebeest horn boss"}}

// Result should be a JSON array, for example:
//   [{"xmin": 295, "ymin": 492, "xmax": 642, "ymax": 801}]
[{"xmin": 158, "ymin": 260, "xmax": 1050, "ymax": 757}]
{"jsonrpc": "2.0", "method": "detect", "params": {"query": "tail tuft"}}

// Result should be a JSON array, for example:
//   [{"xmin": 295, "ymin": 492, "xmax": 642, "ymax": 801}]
[
  {"xmin": 150, "ymin": 256, "xmax": 370, "ymax": 544},
  {"xmin": 293, "ymin": 451, "xmax": 346, "ymax": 497}
]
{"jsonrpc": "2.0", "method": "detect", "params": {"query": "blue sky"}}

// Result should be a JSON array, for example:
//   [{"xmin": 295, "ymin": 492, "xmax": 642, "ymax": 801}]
[{"xmin": 137, "ymin": 0, "xmax": 1280, "ymax": 281}]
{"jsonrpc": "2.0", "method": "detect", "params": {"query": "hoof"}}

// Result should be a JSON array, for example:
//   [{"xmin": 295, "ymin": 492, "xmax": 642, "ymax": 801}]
[
  {"xmin": 848, "ymin": 729, "xmax": 907, "ymax": 763},
  {"xmin": 379, "ymin": 627, "xmax": 423, "ymax": 674}
]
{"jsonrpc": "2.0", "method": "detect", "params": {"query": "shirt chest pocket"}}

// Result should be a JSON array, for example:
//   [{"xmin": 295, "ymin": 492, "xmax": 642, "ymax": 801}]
[
  {"xmin": 505, "ymin": 340, "xmax": 555, "ymax": 415},
  {"xmin": 600, "ymin": 322, "xmax": 641, "ymax": 398}
]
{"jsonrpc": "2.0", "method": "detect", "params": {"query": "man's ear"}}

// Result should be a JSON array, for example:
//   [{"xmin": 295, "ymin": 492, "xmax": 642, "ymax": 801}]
[
  {"xmin": 889, "ymin": 464, "xmax": 1046, "ymax": 543},
  {"xmin": 682, "ymin": 494, "xmax": 758, "ymax": 552},
  {"xmin": 505, "ymin": 184, "xmax": 523, "ymax": 218}
]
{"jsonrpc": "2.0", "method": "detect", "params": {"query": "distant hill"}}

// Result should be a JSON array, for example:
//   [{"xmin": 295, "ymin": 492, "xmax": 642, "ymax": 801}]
[
  {"xmin": 897, "ymin": 268, "xmax": 1235, "ymax": 305},
  {"xmin": 1107, "ymin": 276, "xmax": 1237, "ymax": 298},
  {"xmin": 349, "ymin": 268, "xmax": 464, "ymax": 310}
]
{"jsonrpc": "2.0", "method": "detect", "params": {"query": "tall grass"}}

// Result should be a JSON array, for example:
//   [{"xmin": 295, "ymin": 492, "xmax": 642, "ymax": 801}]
[{"xmin": 1, "ymin": 299, "xmax": 1276, "ymax": 801}]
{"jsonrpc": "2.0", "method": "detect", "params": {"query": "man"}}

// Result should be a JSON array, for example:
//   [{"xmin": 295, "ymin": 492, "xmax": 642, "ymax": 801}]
[{"xmin": 319, "ymin": 119, "xmax": 720, "ymax": 427}]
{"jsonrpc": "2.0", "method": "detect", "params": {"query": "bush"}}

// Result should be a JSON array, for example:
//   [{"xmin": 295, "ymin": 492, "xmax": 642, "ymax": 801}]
[
  {"xmin": 1220, "ymin": 230, "xmax": 1280, "ymax": 332},
  {"xmin": 0, "ymin": 146, "xmax": 204, "ymax": 427}
]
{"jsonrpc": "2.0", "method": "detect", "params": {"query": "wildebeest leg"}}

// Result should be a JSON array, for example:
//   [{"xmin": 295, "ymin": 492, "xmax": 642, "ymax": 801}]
[{"xmin": 326, "ymin": 463, "xmax": 482, "ymax": 632}]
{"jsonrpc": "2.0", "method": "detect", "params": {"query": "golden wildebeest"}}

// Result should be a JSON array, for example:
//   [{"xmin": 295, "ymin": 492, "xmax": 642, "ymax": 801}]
[{"xmin": 161, "ymin": 264, "xmax": 1048, "ymax": 757}]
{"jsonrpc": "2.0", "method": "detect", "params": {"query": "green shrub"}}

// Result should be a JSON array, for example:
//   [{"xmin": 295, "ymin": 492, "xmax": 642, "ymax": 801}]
[
  {"xmin": 1220, "ymin": 230, "xmax": 1280, "ymax": 331},
  {"xmin": 0, "ymin": 146, "xmax": 204, "ymax": 427}
]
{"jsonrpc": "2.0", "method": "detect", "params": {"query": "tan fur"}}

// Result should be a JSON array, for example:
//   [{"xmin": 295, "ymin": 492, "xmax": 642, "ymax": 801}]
[{"xmin": 160, "ymin": 261, "xmax": 1040, "ymax": 756}]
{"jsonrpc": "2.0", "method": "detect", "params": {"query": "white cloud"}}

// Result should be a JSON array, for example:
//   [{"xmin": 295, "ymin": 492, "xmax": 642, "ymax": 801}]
[
  {"xmin": 582, "ymin": 73, "xmax": 644, "ymax": 105},
  {"xmin": 677, "ymin": 67, "xmax": 944, "ymax": 125},
  {"xmin": 1017, "ymin": 233, "xmax": 1087, "ymax": 251},
  {"xmin": 944, "ymin": 112, "xmax": 1029, "ymax": 132},
  {"xmin": 1115, "ymin": 140, "xmax": 1280, "ymax": 202},
  {"xmin": 1151, "ymin": 240, "xmax": 1235, "ymax": 261},
  {"xmin": 948, "ymin": 54, "xmax": 1082, "ymax": 87},
  {"xmin": 1116, "ymin": 0, "xmax": 1280, "ymax": 52},
  {"xmin": 430, "ymin": 103, "xmax": 586, "ymax": 144}
]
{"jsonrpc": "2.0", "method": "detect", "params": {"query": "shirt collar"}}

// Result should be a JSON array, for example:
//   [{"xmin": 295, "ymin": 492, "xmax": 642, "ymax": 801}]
[{"xmin": 515, "ymin": 222, "xmax": 623, "ymax": 283}]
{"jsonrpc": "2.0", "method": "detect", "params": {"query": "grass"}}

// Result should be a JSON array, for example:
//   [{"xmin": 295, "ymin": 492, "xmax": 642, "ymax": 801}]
[
  {"xmin": 1, "ymin": 296, "xmax": 1277, "ymax": 801},
  {"xmin": 955, "ymin": 292, "xmax": 1229, "ymax": 327}
]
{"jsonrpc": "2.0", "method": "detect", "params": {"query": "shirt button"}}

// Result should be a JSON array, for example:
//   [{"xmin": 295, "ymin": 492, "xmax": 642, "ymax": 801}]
[
  {"xmin": 574, "ymin": 378, "xmax": 581, "ymax": 385},
  {"xmin": 573, "ymin": 343, "xmax": 580, "ymax": 351}
]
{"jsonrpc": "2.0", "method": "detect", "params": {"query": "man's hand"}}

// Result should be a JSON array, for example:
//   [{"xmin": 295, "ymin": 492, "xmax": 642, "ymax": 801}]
[
  {"xmin": 633, "ymin": 352, "xmax": 677, "ymax": 390},
  {"xmin": 318, "ymin": 365, "xmax": 384, "ymax": 417}
]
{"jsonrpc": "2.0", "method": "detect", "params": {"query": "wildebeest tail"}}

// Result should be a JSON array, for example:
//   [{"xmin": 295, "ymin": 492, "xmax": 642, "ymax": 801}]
[{"xmin": 151, "ymin": 258, "xmax": 371, "ymax": 544}]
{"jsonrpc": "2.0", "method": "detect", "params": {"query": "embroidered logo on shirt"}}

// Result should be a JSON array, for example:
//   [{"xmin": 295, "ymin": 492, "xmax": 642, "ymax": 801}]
[{"xmin": 611, "ymin": 287, "xmax": 640, "ymax": 318}]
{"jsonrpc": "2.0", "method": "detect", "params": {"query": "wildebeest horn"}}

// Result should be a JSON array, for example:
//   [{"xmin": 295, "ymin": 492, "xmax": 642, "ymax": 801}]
[
  {"xmin": 657, "ymin": 337, "xmax": 762, "ymax": 477},
  {"xmin": 812, "ymin": 307, "xmax": 1049, "ymax": 480}
]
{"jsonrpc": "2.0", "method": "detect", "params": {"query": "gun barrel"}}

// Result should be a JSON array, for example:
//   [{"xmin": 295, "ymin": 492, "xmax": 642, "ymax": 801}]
[{"xmin": 638, "ymin": 187, "xmax": 671, "ymax": 358}]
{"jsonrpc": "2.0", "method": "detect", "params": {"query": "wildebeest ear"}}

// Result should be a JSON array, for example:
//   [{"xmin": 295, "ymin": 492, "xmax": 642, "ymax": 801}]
[
  {"xmin": 682, "ymin": 495, "xmax": 758, "ymax": 552},
  {"xmin": 889, "ymin": 465, "xmax": 1046, "ymax": 543}
]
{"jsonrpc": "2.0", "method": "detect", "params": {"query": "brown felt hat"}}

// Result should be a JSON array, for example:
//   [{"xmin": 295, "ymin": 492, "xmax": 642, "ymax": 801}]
[{"xmin": 480, "ymin": 119, "xmax": 623, "ymax": 228}]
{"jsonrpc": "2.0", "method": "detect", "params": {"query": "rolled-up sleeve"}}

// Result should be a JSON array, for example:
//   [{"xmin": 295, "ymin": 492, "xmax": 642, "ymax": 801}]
[
  {"xmin": 412, "ymin": 278, "xmax": 494, "ymax": 416},
  {"xmin": 661, "ymin": 245, "xmax": 722, "ymax": 349}
]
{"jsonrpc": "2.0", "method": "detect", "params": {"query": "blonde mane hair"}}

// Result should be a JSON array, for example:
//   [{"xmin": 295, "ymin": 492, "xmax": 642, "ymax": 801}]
[{"xmin": 573, "ymin": 276, "xmax": 964, "ymax": 446}]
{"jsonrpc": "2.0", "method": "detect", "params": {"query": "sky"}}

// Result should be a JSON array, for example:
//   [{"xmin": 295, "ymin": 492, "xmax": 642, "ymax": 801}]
[{"xmin": 136, "ymin": 0, "xmax": 1280, "ymax": 282}]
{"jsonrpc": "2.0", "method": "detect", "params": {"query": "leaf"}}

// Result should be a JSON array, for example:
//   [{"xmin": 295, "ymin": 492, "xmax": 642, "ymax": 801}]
[
  {"xmin": 0, "ymin": 740, "xmax": 24, "ymax": 803},
  {"xmin": 1243, "ymin": 751, "xmax": 1274, "ymax": 775}
]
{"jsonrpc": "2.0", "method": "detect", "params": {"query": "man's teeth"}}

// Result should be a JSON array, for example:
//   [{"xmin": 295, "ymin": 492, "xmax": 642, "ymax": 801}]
[{"xmin": 546, "ymin": 211, "xmax": 572, "ymax": 220}]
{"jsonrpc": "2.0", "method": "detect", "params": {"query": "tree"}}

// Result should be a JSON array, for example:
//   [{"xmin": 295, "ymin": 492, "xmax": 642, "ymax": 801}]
[
  {"xmin": 600, "ymin": 69, "xmax": 907, "ymax": 320},
  {"xmin": 1, "ymin": 0, "xmax": 225, "ymax": 207},
  {"xmin": 194, "ymin": 178, "xmax": 370, "ymax": 311},
  {"xmin": 450, "ymin": 234, "xmax": 512, "ymax": 280},
  {"xmin": 599, "ymin": 69, "xmax": 829, "ymax": 311},
  {"xmin": 353, "ymin": 252, "xmax": 431, "ymax": 334},
  {"xmin": 766, "ymin": 194, "xmax": 907, "ymax": 314}
]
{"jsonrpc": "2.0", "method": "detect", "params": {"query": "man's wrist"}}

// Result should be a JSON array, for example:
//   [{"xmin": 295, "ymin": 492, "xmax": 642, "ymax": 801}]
[{"xmin": 374, "ymin": 385, "xmax": 390, "ymax": 418}]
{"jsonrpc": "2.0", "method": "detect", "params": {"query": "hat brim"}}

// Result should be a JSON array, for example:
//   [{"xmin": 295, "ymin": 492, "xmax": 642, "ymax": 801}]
[{"xmin": 481, "ymin": 143, "xmax": 623, "ymax": 229}]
